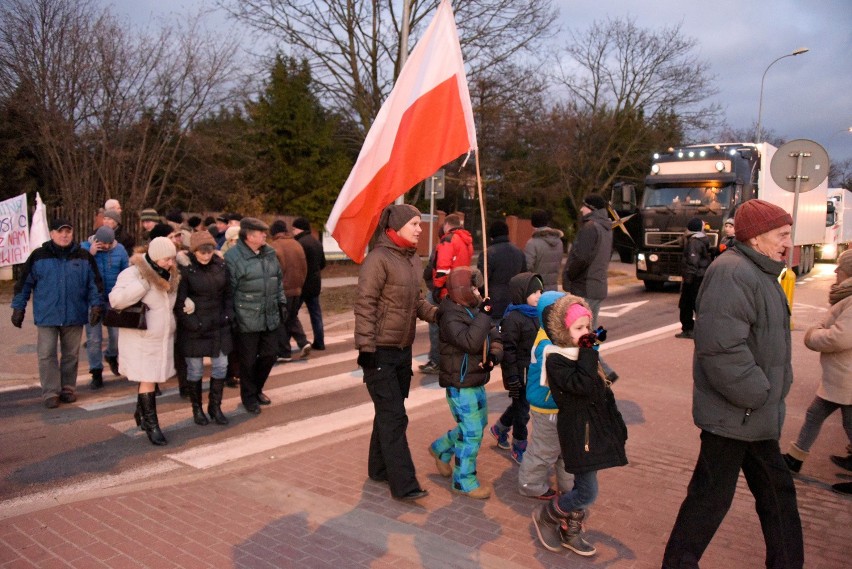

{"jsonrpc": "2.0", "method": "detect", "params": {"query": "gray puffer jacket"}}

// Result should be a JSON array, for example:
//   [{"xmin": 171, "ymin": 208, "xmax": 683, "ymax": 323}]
[
  {"xmin": 524, "ymin": 227, "xmax": 564, "ymax": 291},
  {"xmin": 692, "ymin": 243, "xmax": 792, "ymax": 441},
  {"xmin": 563, "ymin": 208, "xmax": 612, "ymax": 300}
]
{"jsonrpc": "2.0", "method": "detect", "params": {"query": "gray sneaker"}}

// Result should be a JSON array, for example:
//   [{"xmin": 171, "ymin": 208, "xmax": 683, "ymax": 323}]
[{"xmin": 419, "ymin": 360, "xmax": 439, "ymax": 374}]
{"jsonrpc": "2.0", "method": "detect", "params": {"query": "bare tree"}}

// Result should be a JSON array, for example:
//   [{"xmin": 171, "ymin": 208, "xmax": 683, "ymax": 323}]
[
  {"xmin": 552, "ymin": 17, "xmax": 720, "ymax": 209},
  {"xmin": 0, "ymin": 0, "xmax": 239, "ymax": 232},
  {"xmin": 221, "ymin": 0, "xmax": 558, "ymax": 133}
]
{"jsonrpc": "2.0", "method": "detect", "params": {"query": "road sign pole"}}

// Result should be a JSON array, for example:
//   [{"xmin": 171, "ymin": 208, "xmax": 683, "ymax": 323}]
[{"xmin": 428, "ymin": 176, "xmax": 436, "ymax": 254}]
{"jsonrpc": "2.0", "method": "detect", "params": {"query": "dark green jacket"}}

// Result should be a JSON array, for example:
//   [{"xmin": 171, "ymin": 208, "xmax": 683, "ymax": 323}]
[
  {"xmin": 224, "ymin": 240, "xmax": 285, "ymax": 333},
  {"xmin": 692, "ymin": 242, "xmax": 792, "ymax": 441}
]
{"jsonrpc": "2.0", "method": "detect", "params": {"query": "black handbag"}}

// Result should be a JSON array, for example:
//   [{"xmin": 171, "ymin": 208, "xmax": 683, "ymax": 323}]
[{"xmin": 103, "ymin": 301, "xmax": 148, "ymax": 330}]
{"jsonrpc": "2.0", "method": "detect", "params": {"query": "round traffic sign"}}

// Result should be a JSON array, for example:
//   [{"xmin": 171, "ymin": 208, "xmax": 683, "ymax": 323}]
[{"xmin": 770, "ymin": 139, "xmax": 829, "ymax": 193}]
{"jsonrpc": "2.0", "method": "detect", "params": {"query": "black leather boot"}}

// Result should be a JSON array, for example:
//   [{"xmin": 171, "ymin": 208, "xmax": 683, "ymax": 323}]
[
  {"xmin": 89, "ymin": 368, "xmax": 104, "ymax": 390},
  {"xmin": 105, "ymin": 355, "xmax": 120, "ymax": 376},
  {"xmin": 189, "ymin": 381, "xmax": 209, "ymax": 426},
  {"xmin": 138, "ymin": 392, "xmax": 167, "ymax": 446},
  {"xmin": 208, "ymin": 378, "xmax": 229, "ymax": 425}
]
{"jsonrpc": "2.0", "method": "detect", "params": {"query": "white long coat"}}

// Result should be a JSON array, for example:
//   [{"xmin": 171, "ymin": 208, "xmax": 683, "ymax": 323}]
[{"xmin": 109, "ymin": 255, "xmax": 179, "ymax": 383}]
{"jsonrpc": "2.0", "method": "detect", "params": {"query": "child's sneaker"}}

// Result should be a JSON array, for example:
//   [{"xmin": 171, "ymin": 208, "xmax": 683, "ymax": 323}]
[
  {"xmin": 489, "ymin": 424, "xmax": 510, "ymax": 450},
  {"xmin": 511, "ymin": 439, "xmax": 527, "ymax": 464}
]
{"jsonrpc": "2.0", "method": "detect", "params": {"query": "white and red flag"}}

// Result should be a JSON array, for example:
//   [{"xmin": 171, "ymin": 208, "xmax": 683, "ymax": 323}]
[{"xmin": 326, "ymin": 0, "xmax": 477, "ymax": 262}]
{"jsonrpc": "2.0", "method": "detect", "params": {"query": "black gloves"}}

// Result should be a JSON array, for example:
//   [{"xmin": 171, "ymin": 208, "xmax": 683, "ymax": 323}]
[
  {"xmin": 505, "ymin": 376, "xmax": 522, "ymax": 399},
  {"xmin": 595, "ymin": 326, "xmax": 607, "ymax": 343},
  {"xmin": 278, "ymin": 303, "xmax": 288, "ymax": 323},
  {"xmin": 577, "ymin": 332, "xmax": 598, "ymax": 349},
  {"xmin": 357, "ymin": 351, "xmax": 378, "ymax": 370},
  {"xmin": 479, "ymin": 296, "xmax": 492, "ymax": 314},
  {"xmin": 89, "ymin": 306, "xmax": 103, "ymax": 327},
  {"xmin": 11, "ymin": 308, "xmax": 25, "ymax": 328},
  {"xmin": 480, "ymin": 351, "xmax": 498, "ymax": 372}
]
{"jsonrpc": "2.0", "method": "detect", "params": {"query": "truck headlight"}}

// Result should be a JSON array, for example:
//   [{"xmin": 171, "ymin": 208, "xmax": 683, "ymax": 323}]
[
  {"xmin": 649, "ymin": 254, "xmax": 659, "ymax": 262},
  {"xmin": 637, "ymin": 253, "xmax": 647, "ymax": 271}
]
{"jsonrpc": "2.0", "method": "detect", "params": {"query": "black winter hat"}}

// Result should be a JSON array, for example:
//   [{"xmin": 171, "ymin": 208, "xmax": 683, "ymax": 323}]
[
  {"xmin": 292, "ymin": 217, "xmax": 311, "ymax": 232},
  {"xmin": 489, "ymin": 220, "xmax": 509, "ymax": 238},
  {"xmin": 165, "ymin": 209, "xmax": 184, "ymax": 224},
  {"xmin": 687, "ymin": 218, "xmax": 704, "ymax": 232},
  {"xmin": 530, "ymin": 209, "xmax": 550, "ymax": 228},
  {"xmin": 270, "ymin": 220, "xmax": 288, "ymax": 235},
  {"xmin": 583, "ymin": 194, "xmax": 607, "ymax": 211},
  {"xmin": 148, "ymin": 223, "xmax": 174, "ymax": 240}
]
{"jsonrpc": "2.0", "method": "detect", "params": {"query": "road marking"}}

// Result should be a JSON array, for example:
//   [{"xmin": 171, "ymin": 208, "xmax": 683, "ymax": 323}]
[
  {"xmin": 81, "ymin": 350, "xmax": 361, "ymax": 412},
  {"xmin": 166, "ymin": 379, "xmax": 448, "ymax": 470},
  {"xmin": 599, "ymin": 300, "xmax": 649, "ymax": 318}
]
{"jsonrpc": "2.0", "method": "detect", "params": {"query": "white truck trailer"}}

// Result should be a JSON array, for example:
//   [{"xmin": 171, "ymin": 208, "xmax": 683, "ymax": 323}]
[{"xmin": 817, "ymin": 187, "xmax": 852, "ymax": 261}]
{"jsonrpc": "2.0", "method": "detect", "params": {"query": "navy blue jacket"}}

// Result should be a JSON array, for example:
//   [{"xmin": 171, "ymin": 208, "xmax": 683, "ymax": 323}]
[
  {"xmin": 12, "ymin": 240, "xmax": 104, "ymax": 326},
  {"xmin": 81, "ymin": 240, "xmax": 129, "ymax": 300}
]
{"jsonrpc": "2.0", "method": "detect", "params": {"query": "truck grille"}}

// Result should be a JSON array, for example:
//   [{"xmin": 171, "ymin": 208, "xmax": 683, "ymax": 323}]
[
  {"xmin": 653, "ymin": 252, "xmax": 682, "ymax": 275},
  {"xmin": 645, "ymin": 232, "xmax": 719, "ymax": 248},
  {"xmin": 645, "ymin": 232, "xmax": 684, "ymax": 248}
]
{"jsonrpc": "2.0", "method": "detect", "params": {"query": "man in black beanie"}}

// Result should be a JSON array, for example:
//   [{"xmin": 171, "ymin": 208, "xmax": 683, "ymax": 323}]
[
  {"xmin": 291, "ymin": 217, "xmax": 327, "ymax": 350},
  {"xmin": 477, "ymin": 219, "xmax": 527, "ymax": 319},
  {"xmin": 563, "ymin": 193, "xmax": 618, "ymax": 381}
]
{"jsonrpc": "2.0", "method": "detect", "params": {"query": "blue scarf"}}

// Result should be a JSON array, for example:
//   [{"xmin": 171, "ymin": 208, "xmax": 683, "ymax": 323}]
[{"xmin": 503, "ymin": 303, "xmax": 538, "ymax": 319}]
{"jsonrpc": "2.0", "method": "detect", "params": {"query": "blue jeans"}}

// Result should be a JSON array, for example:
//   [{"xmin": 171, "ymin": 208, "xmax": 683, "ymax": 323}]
[
  {"xmin": 794, "ymin": 396, "xmax": 852, "ymax": 451},
  {"xmin": 431, "ymin": 386, "xmax": 488, "ymax": 492},
  {"xmin": 662, "ymin": 431, "xmax": 803, "ymax": 568},
  {"xmin": 556, "ymin": 470, "xmax": 598, "ymax": 512},
  {"xmin": 37, "ymin": 325, "xmax": 83, "ymax": 399},
  {"xmin": 185, "ymin": 351, "xmax": 229, "ymax": 381},
  {"xmin": 303, "ymin": 294, "xmax": 324, "ymax": 347},
  {"xmin": 85, "ymin": 321, "xmax": 118, "ymax": 370}
]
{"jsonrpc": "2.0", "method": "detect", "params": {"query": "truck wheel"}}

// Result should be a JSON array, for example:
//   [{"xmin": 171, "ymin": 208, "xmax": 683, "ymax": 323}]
[{"xmin": 643, "ymin": 280, "xmax": 665, "ymax": 292}]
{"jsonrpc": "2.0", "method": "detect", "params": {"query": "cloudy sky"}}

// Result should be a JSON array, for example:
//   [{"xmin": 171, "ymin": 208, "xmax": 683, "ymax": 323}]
[{"xmin": 111, "ymin": 0, "xmax": 852, "ymax": 168}]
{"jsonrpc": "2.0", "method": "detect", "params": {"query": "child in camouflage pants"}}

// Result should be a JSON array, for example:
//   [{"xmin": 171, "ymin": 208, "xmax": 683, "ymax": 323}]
[{"xmin": 429, "ymin": 267, "xmax": 502, "ymax": 499}]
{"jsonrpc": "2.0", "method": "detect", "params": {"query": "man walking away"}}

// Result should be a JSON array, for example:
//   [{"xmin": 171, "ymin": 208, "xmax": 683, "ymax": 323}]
[
  {"xmin": 291, "ymin": 217, "xmax": 327, "ymax": 350},
  {"xmin": 525, "ymin": 209, "xmax": 564, "ymax": 292},
  {"xmin": 661, "ymin": 199, "xmax": 803, "ymax": 569},
  {"xmin": 269, "ymin": 220, "xmax": 310, "ymax": 361}
]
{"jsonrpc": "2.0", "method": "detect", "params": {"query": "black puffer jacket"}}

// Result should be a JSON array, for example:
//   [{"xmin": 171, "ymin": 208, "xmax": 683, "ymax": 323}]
[
  {"xmin": 295, "ymin": 231, "xmax": 326, "ymax": 298},
  {"xmin": 436, "ymin": 297, "xmax": 502, "ymax": 389},
  {"xmin": 546, "ymin": 294, "xmax": 628, "ymax": 474},
  {"xmin": 499, "ymin": 272, "xmax": 540, "ymax": 384},
  {"xmin": 477, "ymin": 235, "xmax": 527, "ymax": 316},
  {"xmin": 175, "ymin": 253, "xmax": 234, "ymax": 358},
  {"xmin": 682, "ymin": 232, "xmax": 711, "ymax": 282}
]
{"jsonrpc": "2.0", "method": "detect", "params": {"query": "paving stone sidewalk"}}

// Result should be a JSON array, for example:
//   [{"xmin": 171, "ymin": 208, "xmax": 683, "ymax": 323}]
[{"xmin": 1, "ymin": 328, "xmax": 849, "ymax": 568}]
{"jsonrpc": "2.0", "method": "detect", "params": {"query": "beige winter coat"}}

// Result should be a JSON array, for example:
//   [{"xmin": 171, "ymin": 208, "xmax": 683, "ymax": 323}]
[
  {"xmin": 804, "ymin": 294, "xmax": 852, "ymax": 405},
  {"xmin": 109, "ymin": 254, "xmax": 180, "ymax": 383}
]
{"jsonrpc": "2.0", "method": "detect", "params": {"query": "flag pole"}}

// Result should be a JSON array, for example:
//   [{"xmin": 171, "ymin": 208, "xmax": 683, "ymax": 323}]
[
  {"xmin": 475, "ymin": 150, "xmax": 488, "ymax": 298},
  {"xmin": 475, "ymin": 149, "xmax": 490, "ymax": 363}
]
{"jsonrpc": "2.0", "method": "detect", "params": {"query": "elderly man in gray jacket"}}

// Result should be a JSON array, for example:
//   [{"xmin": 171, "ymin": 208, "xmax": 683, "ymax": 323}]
[
  {"xmin": 563, "ymin": 193, "xmax": 618, "ymax": 381},
  {"xmin": 662, "ymin": 199, "xmax": 803, "ymax": 569}
]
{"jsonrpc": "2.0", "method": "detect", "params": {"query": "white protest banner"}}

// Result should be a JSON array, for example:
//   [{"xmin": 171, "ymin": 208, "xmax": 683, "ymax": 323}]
[{"xmin": 0, "ymin": 194, "xmax": 31, "ymax": 267}]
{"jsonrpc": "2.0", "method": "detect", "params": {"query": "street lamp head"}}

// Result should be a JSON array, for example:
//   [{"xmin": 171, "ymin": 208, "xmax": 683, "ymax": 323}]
[{"xmin": 792, "ymin": 47, "xmax": 809, "ymax": 56}]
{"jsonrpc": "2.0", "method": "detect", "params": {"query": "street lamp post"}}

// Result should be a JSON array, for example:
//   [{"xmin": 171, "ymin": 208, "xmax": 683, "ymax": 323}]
[{"xmin": 755, "ymin": 47, "xmax": 809, "ymax": 143}]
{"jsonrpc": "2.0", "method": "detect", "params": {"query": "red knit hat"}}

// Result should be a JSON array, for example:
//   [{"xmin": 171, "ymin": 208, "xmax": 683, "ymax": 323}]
[{"xmin": 734, "ymin": 199, "xmax": 793, "ymax": 242}]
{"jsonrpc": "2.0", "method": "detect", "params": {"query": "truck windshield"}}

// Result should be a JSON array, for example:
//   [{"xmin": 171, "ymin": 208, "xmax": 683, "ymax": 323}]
[{"xmin": 643, "ymin": 185, "xmax": 732, "ymax": 212}]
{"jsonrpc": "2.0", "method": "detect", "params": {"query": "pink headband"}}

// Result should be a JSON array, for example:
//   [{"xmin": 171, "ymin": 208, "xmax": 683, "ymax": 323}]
[{"xmin": 564, "ymin": 303, "xmax": 592, "ymax": 329}]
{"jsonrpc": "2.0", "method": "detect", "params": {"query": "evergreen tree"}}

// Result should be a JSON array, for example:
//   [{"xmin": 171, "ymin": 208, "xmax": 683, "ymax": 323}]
[{"xmin": 249, "ymin": 55, "xmax": 352, "ymax": 226}]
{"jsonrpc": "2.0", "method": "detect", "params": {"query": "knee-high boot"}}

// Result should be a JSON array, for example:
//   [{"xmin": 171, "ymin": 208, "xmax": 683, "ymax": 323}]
[
  {"xmin": 138, "ymin": 392, "xmax": 167, "ymax": 446},
  {"xmin": 189, "ymin": 380, "xmax": 209, "ymax": 425},
  {"xmin": 208, "ymin": 377, "xmax": 229, "ymax": 425}
]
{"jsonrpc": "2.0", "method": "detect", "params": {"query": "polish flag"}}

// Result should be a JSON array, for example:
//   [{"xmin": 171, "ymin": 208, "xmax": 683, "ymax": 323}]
[{"xmin": 326, "ymin": 0, "xmax": 477, "ymax": 263}]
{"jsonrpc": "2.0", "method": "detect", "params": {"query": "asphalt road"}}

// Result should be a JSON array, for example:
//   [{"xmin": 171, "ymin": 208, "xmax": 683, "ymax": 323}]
[{"xmin": 0, "ymin": 261, "xmax": 837, "ymax": 507}]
